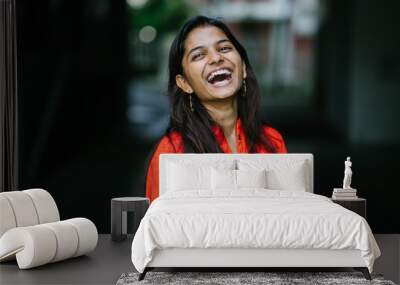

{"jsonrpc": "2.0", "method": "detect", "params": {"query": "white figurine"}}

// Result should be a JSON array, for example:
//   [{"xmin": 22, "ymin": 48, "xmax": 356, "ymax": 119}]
[{"xmin": 342, "ymin": 157, "xmax": 353, "ymax": 189}]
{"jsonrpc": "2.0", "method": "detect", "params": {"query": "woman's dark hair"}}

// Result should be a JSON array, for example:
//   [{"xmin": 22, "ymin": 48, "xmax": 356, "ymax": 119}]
[{"xmin": 166, "ymin": 15, "xmax": 276, "ymax": 153}]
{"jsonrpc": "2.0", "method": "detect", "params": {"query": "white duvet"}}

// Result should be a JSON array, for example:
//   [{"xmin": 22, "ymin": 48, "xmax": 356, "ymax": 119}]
[{"xmin": 131, "ymin": 190, "xmax": 380, "ymax": 273}]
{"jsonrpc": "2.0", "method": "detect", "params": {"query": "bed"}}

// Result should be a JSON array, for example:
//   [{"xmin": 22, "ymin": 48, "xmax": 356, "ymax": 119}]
[{"xmin": 131, "ymin": 154, "xmax": 381, "ymax": 280}]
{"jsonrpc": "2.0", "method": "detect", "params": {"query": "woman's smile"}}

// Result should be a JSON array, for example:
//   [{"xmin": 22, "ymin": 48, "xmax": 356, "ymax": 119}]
[{"xmin": 206, "ymin": 67, "xmax": 233, "ymax": 88}]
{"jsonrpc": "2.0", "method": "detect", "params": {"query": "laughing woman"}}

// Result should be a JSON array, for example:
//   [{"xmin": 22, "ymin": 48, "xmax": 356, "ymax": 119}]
[{"xmin": 145, "ymin": 16, "xmax": 288, "ymax": 202}]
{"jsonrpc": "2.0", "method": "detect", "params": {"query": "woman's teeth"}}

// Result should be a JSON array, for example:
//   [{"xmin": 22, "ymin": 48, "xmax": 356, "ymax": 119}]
[{"xmin": 207, "ymin": 68, "xmax": 232, "ymax": 83}]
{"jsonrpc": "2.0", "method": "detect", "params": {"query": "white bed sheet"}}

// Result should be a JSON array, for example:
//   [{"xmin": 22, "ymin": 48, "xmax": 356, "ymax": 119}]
[{"xmin": 131, "ymin": 190, "xmax": 380, "ymax": 273}]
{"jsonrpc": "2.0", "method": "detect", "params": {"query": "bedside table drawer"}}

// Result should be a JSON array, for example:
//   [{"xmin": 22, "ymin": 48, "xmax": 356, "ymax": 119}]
[{"xmin": 331, "ymin": 198, "xmax": 366, "ymax": 219}]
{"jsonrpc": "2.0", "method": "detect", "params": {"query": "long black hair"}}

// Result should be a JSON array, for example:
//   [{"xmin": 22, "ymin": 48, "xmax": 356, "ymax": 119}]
[{"xmin": 167, "ymin": 15, "xmax": 276, "ymax": 153}]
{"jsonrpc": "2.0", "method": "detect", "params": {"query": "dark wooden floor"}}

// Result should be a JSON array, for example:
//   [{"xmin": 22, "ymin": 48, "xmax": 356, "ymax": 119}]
[{"xmin": 0, "ymin": 234, "xmax": 398, "ymax": 285}]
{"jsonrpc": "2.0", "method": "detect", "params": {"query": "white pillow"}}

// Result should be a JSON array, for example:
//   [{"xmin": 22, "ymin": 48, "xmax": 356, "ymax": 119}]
[
  {"xmin": 211, "ymin": 168, "xmax": 267, "ymax": 190},
  {"xmin": 167, "ymin": 162, "xmax": 211, "ymax": 191},
  {"xmin": 266, "ymin": 166, "xmax": 306, "ymax": 191},
  {"xmin": 211, "ymin": 168, "xmax": 236, "ymax": 190},
  {"xmin": 236, "ymin": 169, "xmax": 267, "ymax": 189},
  {"xmin": 237, "ymin": 159, "xmax": 308, "ymax": 191}
]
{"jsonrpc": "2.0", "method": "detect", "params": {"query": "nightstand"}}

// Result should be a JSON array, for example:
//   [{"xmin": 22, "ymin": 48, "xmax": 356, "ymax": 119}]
[
  {"xmin": 331, "ymin": 198, "xmax": 366, "ymax": 219},
  {"xmin": 111, "ymin": 197, "xmax": 149, "ymax": 242}
]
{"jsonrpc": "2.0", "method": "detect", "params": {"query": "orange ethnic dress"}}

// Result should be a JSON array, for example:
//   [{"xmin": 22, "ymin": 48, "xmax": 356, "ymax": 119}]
[{"xmin": 145, "ymin": 119, "xmax": 288, "ymax": 203}]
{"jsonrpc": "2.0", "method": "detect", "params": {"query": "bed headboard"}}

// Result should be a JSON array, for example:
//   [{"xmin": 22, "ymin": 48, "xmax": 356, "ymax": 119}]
[{"xmin": 159, "ymin": 154, "xmax": 314, "ymax": 195}]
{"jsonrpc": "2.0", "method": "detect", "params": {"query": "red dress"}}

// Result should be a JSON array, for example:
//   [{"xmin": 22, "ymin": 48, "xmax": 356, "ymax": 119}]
[{"xmin": 145, "ymin": 119, "xmax": 288, "ymax": 203}]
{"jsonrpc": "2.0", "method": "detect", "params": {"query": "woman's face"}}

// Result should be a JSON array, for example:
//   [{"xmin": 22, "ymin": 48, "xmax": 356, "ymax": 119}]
[{"xmin": 176, "ymin": 25, "xmax": 247, "ymax": 102}]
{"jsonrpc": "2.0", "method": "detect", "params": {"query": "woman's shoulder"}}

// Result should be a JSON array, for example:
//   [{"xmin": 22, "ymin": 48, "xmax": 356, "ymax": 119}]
[
  {"xmin": 262, "ymin": 125, "xmax": 284, "ymax": 140},
  {"xmin": 261, "ymin": 124, "xmax": 287, "ymax": 153},
  {"xmin": 155, "ymin": 130, "xmax": 184, "ymax": 153}
]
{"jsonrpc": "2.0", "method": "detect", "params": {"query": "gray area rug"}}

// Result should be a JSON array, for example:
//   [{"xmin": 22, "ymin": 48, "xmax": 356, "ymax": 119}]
[{"xmin": 116, "ymin": 271, "xmax": 396, "ymax": 285}]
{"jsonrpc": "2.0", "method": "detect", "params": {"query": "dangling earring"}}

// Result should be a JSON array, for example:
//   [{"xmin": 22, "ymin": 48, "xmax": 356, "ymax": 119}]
[
  {"xmin": 189, "ymin": 94, "xmax": 194, "ymax": 112},
  {"xmin": 242, "ymin": 79, "xmax": 247, "ymax": 97}
]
